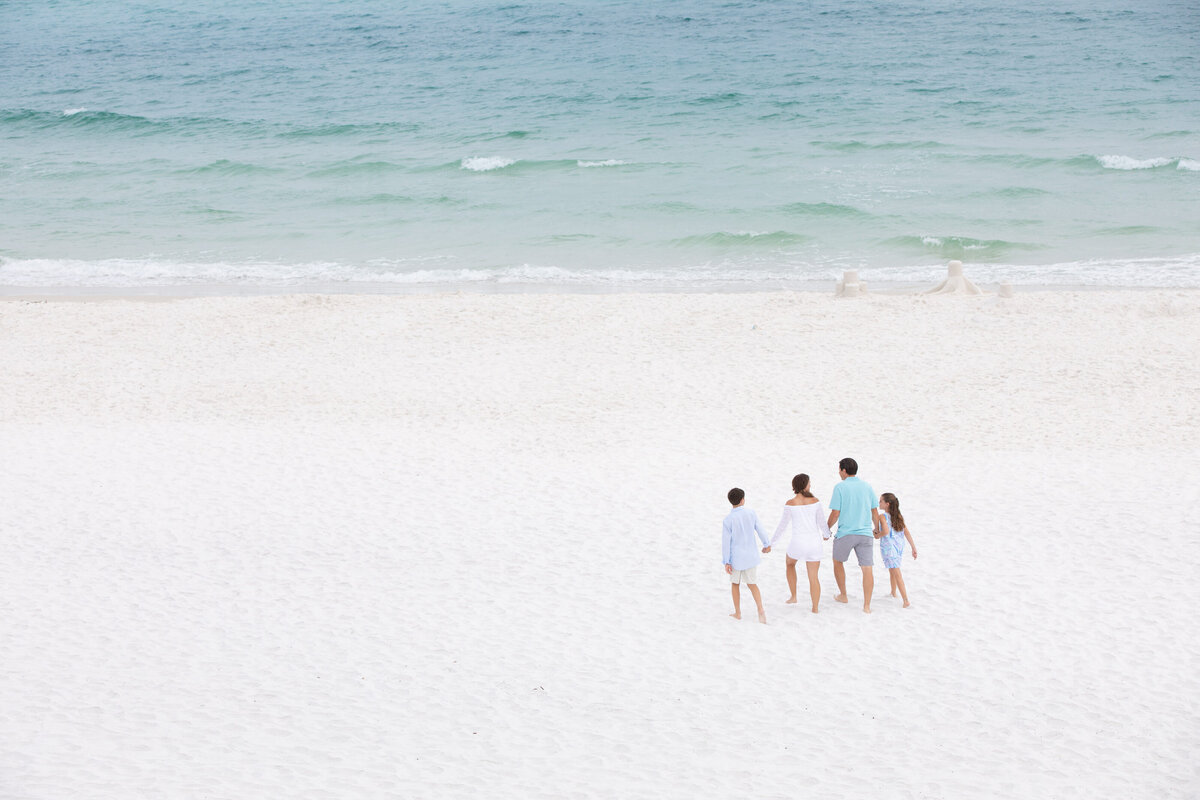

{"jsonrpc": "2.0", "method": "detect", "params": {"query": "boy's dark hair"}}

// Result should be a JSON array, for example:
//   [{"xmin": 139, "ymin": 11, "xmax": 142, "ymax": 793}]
[
  {"xmin": 727, "ymin": 487, "xmax": 745, "ymax": 505},
  {"xmin": 839, "ymin": 457, "xmax": 858, "ymax": 475}
]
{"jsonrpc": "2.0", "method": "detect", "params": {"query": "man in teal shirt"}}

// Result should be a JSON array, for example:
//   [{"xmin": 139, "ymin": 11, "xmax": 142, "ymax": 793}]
[{"xmin": 827, "ymin": 457, "xmax": 880, "ymax": 613}]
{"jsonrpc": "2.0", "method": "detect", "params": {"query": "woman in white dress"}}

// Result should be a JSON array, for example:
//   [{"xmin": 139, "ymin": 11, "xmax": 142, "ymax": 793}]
[{"xmin": 769, "ymin": 474, "xmax": 833, "ymax": 613}]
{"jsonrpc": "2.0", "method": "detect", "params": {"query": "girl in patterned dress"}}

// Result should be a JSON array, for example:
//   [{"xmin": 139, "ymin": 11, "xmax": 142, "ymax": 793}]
[{"xmin": 874, "ymin": 492, "xmax": 918, "ymax": 607}]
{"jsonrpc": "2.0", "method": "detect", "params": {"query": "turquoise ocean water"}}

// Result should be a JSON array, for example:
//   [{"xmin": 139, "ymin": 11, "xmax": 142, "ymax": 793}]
[{"xmin": 2, "ymin": 0, "xmax": 1198, "ymax": 289}]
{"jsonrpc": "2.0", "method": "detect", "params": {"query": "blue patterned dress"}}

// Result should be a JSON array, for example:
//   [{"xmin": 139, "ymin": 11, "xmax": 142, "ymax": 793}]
[{"xmin": 879, "ymin": 512, "xmax": 906, "ymax": 569}]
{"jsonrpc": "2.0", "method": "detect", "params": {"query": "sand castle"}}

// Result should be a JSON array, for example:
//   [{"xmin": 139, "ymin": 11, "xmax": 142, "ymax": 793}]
[
  {"xmin": 837, "ymin": 262, "xmax": 1004, "ymax": 296},
  {"xmin": 925, "ymin": 260, "xmax": 984, "ymax": 295},
  {"xmin": 836, "ymin": 269, "xmax": 868, "ymax": 297}
]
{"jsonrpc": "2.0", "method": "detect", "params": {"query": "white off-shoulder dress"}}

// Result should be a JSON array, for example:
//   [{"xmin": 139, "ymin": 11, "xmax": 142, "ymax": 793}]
[{"xmin": 770, "ymin": 502, "xmax": 833, "ymax": 562}]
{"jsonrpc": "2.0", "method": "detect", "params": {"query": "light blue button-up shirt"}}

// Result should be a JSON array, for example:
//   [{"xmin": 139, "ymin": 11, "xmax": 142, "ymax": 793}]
[{"xmin": 722, "ymin": 506, "xmax": 770, "ymax": 570}]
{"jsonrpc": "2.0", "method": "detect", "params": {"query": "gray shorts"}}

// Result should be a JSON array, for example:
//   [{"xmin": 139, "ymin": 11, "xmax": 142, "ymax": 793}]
[{"xmin": 832, "ymin": 535, "xmax": 874, "ymax": 566}]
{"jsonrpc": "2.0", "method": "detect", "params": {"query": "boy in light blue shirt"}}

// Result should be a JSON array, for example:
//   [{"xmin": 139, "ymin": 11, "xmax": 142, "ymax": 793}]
[{"xmin": 722, "ymin": 487, "xmax": 771, "ymax": 623}]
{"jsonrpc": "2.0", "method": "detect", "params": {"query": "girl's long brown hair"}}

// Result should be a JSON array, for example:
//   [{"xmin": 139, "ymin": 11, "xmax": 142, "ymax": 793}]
[
  {"xmin": 881, "ymin": 492, "xmax": 905, "ymax": 532},
  {"xmin": 792, "ymin": 474, "xmax": 814, "ymax": 498}
]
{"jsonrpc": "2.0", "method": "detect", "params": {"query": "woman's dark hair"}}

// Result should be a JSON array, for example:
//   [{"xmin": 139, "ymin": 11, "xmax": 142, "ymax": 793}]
[
  {"xmin": 881, "ymin": 492, "xmax": 904, "ymax": 532},
  {"xmin": 792, "ymin": 474, "xmax": 814, "ymax": 498}
]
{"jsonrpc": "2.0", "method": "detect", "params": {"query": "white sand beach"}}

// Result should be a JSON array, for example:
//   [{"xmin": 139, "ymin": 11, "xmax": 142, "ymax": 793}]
[{"xmin": 2, "ymin": 289, "xmax": 1198, "ymax": 799}]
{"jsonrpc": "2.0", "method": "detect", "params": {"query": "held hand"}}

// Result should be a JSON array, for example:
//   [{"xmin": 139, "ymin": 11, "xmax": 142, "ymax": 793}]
[
  {"xmin": 725, "ymin": 564, "xmax": 733, "ymax": 575},
  {"xmin": 762, "ymin": 546, "xmax": 771, "ymax": 554}
]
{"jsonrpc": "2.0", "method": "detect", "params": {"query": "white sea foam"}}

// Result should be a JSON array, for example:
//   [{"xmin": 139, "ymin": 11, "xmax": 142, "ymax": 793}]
[
  {"xmin": 1177, "ymin": 158, "xmax": 1200, "ymax": 171},
  {"xmin": 460, "ymin": 157, "xmax": 516, "ymax": 171},
  {"xmin": 1096, "ymin": 154, "xmax": 1173, "ymax": 170},
  {"xmin": 854, "ymin": 254, "xmax": 1200, "ymax": 288},
  {"xmin": 921, "ymin": 237, "xmax": 991, "ymax": 250},
  {"xmin": 577, "ymin": 159, "xmax": 629, "ymax": 167},
  {"xmin": 61, "ymin": 108, "xmax": 87, "ymax": 116},
  {"xmin": 3, "ymin": 253, "xmax": 1200, "ymax": 290}
]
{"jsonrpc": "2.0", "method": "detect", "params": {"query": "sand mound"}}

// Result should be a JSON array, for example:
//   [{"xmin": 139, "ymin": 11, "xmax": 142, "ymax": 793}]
[{"xmin": 925, "ymin": 260, "xmax": 985, "ymax": 295}]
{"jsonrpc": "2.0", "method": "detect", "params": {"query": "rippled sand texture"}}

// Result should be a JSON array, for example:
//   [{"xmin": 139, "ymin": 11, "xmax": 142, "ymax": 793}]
[{"xmin": 2, "ymin": 290, "xmax": 1198, "ymax": 799}]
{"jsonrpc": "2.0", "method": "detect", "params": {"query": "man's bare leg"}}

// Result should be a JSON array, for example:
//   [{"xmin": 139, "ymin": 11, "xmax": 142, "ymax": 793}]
[
  {"xmin": 785, "ymin": 557, "xmax": 798, "ymax": 603},
  {"xmin": 747, "ymin": 583, "xmax": 767, "ymax": 624},
  {"xmin": 833, "ymin": 560, "xmax": 848, "ymax": 603},
  {"xmin": 891, "ymin": 567, "xmax": 910, "ymax": 607},
  {"xmin": 729, "ymin": 583, "xmax": 741, "ymax": 619},
  {"xmin": 805, "ymin": 561, "xmax": 821, "ymax": 613},
  {"xmin": 862, "ymin": 565, "xmax": 874, "ymax": 613}
]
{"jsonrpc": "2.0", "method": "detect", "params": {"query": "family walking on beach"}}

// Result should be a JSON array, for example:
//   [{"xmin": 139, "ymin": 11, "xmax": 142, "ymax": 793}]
[{"xmin": 722, "ymin": 458, "xmax": 918, "ymax": 623}]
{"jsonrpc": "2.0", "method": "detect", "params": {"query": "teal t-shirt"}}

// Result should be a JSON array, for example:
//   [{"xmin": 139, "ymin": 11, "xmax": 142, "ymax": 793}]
[{"xmin": 829, "ymin": 476, "xmax": 877, "ymax": 538}]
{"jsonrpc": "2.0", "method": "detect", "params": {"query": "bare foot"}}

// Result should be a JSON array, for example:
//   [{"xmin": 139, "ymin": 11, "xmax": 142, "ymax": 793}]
[
  {"xmin": 903, "ymin": 600, "xmax": 911, "ymax": 608},
  {"xmin": 729, "ymin": 612, "xmax": 741, "ymax": 619},
  {"xmin": 785, "ymin": 597, "xmax": 798, "ymax": 604},
  {"xmin": 890, "ymin": 591, "xmax": 899, "ymax": 598},
  {"xmin": 758, "ymin": 611, "xmax": 768, "ymax": 624},
  {"xmin": 811, "ymin": 607, "xmax": 819, "ymax": 614},
  {"xmin": 834, "ymin": 594, "xmax": 848, "ymax": 604},
  {"xmin": 863, "ymin": 606, "xmax": 872, "ymax": 614}
]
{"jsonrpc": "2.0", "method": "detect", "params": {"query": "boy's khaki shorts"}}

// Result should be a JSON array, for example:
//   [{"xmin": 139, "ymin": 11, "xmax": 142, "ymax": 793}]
[{"xmin": 729, "ymin": 567, "xmax": 758, "ymax": 584}]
